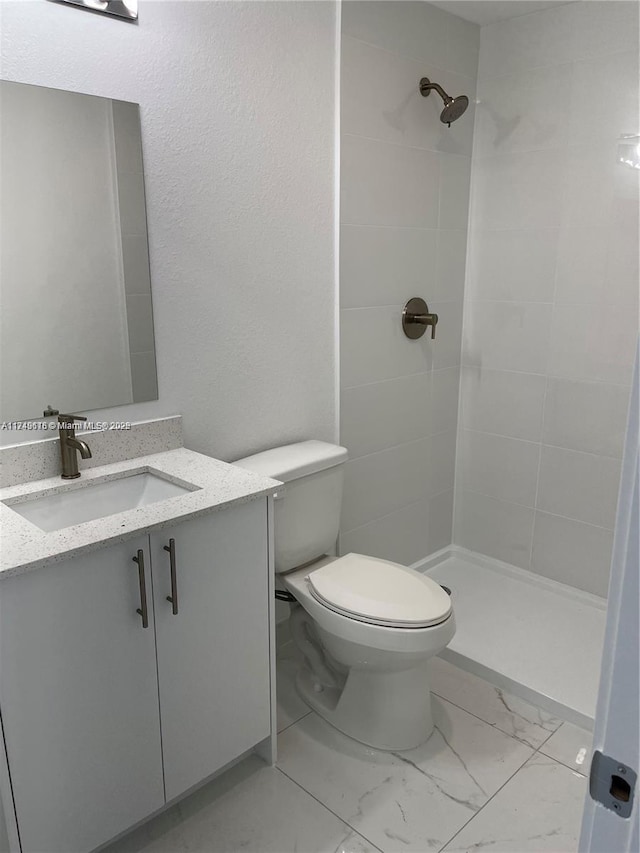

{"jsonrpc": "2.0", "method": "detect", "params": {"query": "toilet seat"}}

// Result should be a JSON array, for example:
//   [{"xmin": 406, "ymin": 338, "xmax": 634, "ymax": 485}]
[{"xmin": 306, "ymin": 553, "xmax": 452, "ymax": 628}]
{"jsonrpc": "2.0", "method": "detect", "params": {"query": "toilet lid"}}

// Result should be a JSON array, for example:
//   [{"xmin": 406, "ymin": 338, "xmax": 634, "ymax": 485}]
[{"xmin": 307, "ymin": 553, "xmax": 452, "ymax": 628}]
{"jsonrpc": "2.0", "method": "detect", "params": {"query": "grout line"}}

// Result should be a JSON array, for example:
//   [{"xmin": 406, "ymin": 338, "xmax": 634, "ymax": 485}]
[
  {"xmin": 275, "ymin": 765, "xmax": 385, "ymax": 853},
  {"xmin": 341, "ymin": 487, "xmax": 454, "ymax": 539},
  {"xmin": 341, "ymin": 300, "xmax": 462, "ymax": 312},
  {"xmin": 435, "ymin": 749, "xmax": 534, "ymax": 853},
  {"xmin": 459, "ymin": 487, "xmax": 616, "ymax": 533},
  {"xmin": 341, "ymin": 33, "xmax": 479, "ymax": 86},
  {"xmin": 345, "ymin": 429, "xmax": 456, "ymax": 465},
  {"xmin": 460, "ymin": 426, "xmax": 625, "ymax": 462},
  {"xmin": 277, "ymin": 710, "xmax": 312, "ymax": 737},
  {"xmin": 343, "ymin": 130, "xmax": 472, "ymax": 158}
]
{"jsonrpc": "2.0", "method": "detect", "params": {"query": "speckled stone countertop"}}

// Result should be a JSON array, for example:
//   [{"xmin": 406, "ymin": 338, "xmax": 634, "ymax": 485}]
[{"xmin": 0, "ymin": 448, "xmax": 280, "ymax": 579}]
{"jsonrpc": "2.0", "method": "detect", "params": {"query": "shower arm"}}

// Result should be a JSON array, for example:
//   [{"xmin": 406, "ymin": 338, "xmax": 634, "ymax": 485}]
[{"xmin": 419, "ymin": 79, "xmax": 452, "ymax": 103}]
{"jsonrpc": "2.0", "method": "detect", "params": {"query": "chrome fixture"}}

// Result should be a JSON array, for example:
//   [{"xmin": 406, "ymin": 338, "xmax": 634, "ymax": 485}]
[
  {"xmin": 419, "ymin": 77, "xmax": 469, "ymax": 126},
  {"xmin": 58, "ymin": 413, "xmax": 92, "ymax": 479},
  {"xmin": 402, "ymin": 298, "xmax": 439, "ymax": 340}
]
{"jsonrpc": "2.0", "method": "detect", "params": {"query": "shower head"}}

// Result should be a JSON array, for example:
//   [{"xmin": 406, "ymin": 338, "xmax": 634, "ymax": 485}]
[{"xmin": 419, "ymin": 77, "xmax": 469, "ymax": 127}]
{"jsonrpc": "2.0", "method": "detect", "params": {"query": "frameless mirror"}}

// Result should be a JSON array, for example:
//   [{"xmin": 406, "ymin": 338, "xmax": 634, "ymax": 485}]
[{"xmin": 0, "ymin": 80, "xmax": 158, "ymax": 422}]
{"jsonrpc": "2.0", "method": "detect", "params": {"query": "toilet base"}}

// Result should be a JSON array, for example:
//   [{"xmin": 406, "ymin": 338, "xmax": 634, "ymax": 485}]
[{"xmin": 295, "ymin": 659, "xmax": 434, "ymax": 751}]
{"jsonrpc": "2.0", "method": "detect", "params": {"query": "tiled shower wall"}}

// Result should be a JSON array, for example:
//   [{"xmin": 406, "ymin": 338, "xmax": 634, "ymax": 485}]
[
  {"xmin": 339, "ymin": 1, "xmax": 479, "ymax": 564},
  {"xmin": 455, "ymin": 1, "xmax": 639, "ymax": 597}
]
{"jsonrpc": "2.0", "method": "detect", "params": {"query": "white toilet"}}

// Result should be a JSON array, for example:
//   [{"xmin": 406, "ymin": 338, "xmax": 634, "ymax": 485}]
[{"xmin": 235, "ymin": 440, "xmax": 455, "ymax": 751}]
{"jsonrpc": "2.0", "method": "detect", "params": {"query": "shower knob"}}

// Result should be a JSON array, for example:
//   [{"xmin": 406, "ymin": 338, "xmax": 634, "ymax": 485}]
[{"xmin": 402, "ymin": 298, "xmax": 438, "ymax": 340}]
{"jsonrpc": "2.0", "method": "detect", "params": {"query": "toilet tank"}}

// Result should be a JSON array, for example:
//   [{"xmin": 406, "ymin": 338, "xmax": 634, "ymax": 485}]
[{"xmin": 233, "ymin": 440, "xmax": 348, "ymax": 573}]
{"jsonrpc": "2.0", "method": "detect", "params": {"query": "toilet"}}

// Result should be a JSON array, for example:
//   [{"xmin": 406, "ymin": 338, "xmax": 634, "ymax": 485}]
[{"xmin": 234, "ymin": 440, "xmax": 455, "ymax": 751}]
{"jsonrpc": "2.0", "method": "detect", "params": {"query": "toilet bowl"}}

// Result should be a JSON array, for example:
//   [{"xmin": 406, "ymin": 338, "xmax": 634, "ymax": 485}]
[{"xmin": 234, "ymin": 441, "xmax": 456, "ymax": 751}]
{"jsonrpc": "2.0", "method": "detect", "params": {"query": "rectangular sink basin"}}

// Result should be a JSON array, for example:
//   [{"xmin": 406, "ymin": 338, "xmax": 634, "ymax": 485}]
[{"xmin": 5, "ymin": 472, "xmax": 195, "ymax": 532}]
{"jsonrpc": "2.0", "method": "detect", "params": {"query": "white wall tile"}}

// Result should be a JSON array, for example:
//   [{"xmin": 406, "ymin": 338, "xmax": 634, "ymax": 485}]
[
  {"xmin": 445, "ymin": 13, "xmax": 480, "ymax": 80},
  {"xmin": 340, "ymin": 305, "xmax": 432, "ymax": 388},
  {"xmin": 430, "ymin": 301, "xmax": 463, "ymax": 369},
  {"xmin": 478, "ymin": 3, "xmax": 578, "ymax": 79},
  {"xmin": 459, "ymin": 430, "xmax": 540, "ymax": 507},
  {"xmin": 531, "ymin": 511, "xmax": 614, "ymax": 597},
  {"xmin": 554, "ymin": 227, "xmax": 608, "ymax": 305},
  {"xmin": 342, "ymin": 1, "xmax": 451, "ymax": 69},
  {"xmin": 439, "ymin": 153, "xmax": 472, "ymax": 229},
  {"xmin": 341, "ymin": 134, "xmax": 440, "ymax": 227},
  {"xmin": 340, "ymin": 496, "xmax": 432, "ymax": 566},
  {"xmin": 605, "ymin": 209, "xmax": 640, "ymax": 312},
  {"xmin": 548, "ymin": 301, "xmax": 637, "ymax": 386},
  {"xmin": 560, "ymin": 144, "xmax": 615, "ymax": 229},
  {"xmin": 537, "ymin": 446, "xmax": 621, "ymax": 529},
  {"xmin": 430, "ymin": 430, "xmax": 457, "ymax": 497},
  {"xmin": 454, "ymin": 490, "xmax": 534, "ymax": 569},
  {"xmin": 435, "ymin": 229, "xmax": 467, "ymax": 303},
  {"xmin": 340, "ymin": 373, "xmax": 431, "ymax": 459},
  {"xmin": 568, "ymin": 50, "xmax": 639, "ymax": 145},
  {"xmin": 341, "ymin": 438, "xmax": 431, "ymax": 531},
  {"xmin": 472, "ymin": 149, "xmax": 565, "ymax": 230},
  {"xmin": 460, "ymin": 367, "xmax": 546, "ymax": 442},
  {"xmin": 338, "ymin": 1, "xmax": 476, "ymax": 565},
  {"xmin": 341, "ymin": 37, "xmax": 474, "ymax": 156},
  {"xmin": 432, "ymin": 367, "xmax": 460, "ymax": 435},
  {"xmin": 463, "ymin": 302, "xmax": 552, "ymax": 374},
  {"xmin": 340, "ymin": 225, "xmax": 437, "ymax": 309},
  {"xmin": 475, "ymin": 64, "xmax": 571, "ymax": 157},
  {"xmin": 569, "ymin": 0, "xmax": 640, "ymax": 63},
  {"xmin": 466, "ymin": 228, "xmax": 557, "ymax": 302},
  {"xmin": 542, "ymin": 378, "xmax": 630, "ymax": 458},
  {"xmin": 427, "ymin": 489, "xmax": 454, "ymax": 553},
  {"xmin": 454, "ymin": 0, "xmax": 638, "ymax": 590}
]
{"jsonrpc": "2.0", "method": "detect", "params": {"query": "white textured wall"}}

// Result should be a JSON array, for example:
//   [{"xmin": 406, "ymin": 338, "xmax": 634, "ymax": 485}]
[
  {"xmin": 0, "ymin": 0, "xmax": 337, "ymax": 460},
  {"xmin": 339, "ymin": 1, "xmax": 479, "ymax": 565},
  {"xmin": 455, "ymin": 0, "xmax": 639, "ymax": 597}
]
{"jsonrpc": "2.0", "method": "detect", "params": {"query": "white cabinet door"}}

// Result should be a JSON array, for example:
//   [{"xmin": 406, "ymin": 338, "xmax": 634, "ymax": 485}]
[
  {"xmin": 151, "ymin": 500, "xmax": 271, "ymax": 801},
  {"xmin": 0, "ymin": 537, "xmax": 164, "ymax": 853}
]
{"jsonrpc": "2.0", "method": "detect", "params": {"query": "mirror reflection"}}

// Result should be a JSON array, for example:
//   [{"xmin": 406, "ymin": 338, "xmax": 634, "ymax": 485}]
[{"xmin": 0, "ymin": 81, "xmax": 158, "ymax": 421}]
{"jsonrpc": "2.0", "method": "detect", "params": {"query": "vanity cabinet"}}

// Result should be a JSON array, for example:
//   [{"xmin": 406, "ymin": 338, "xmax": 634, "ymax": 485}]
[
  {"xmin": 0, "ymin": 499, "xmax": 271, "ymax": 853},
  {"xmin": 0, "ymin": 536, "xmax": 165, "ymax": 853},
  {"xmin": 150, "ymin": 502, "xmax": 271, "ymax": 802}
]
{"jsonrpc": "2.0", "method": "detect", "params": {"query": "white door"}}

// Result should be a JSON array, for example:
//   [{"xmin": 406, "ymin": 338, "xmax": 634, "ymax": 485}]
[
  {"xmin": 0, "ymin": 536, "xmax": 164, "ymax": 853},
  {"xmin": 579, "ymin": 341, "xmax": 639, "ymax": 851},
  {"xmin": 151, "ymin": 500, "xmax": 271, "ymax": 802}
]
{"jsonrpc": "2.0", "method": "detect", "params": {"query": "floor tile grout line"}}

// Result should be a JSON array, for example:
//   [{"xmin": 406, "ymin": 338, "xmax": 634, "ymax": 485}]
[
  {"xmin": 434, "ymin": 748, "xmax": 535, "ymax": 853},
  {"xmin": 274, "ymin": 765, "xmax": 386, "ymax": 853},
  {"xmin": 276, "ymin": 709, "xmax": 313, "ymax": 736}
]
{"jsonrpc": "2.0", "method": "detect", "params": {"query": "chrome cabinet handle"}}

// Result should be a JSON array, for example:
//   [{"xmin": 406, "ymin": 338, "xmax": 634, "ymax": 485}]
[
  {"xmin": 132, "ymin": 549, "xmax": 149, "ymax": 628},
  {"xmin": 164, "ymin": 538, "xmax": 178, "ymax": 615}
]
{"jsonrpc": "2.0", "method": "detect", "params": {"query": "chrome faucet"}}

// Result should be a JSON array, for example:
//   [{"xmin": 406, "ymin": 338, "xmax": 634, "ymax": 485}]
[{"xmin": 58, "ymin": 414, "xmax": 92, "ymax": 479}]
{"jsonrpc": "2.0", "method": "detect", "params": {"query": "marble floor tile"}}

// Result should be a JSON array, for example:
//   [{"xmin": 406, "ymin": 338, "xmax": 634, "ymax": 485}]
[
  {"xmin": 276, "ymin": 641, "xmax": 312, "ymax": 733},
  {"xmin": 429, "ymin": 656, "xmax": 563, "ymax": 748},
  {"xmin": 441, "ymin": 754, "xmax": 587, "ymax": 852},
  {"xmin": 540, "ymin": 721, "xmax": 593, "ymax": 776},
  {"xmin": 277, "ymin": 696, "xmax": 533, "ymax": 853},
  {"xmin": 104, "ymin": 755, "xmax": 378, "ymax": 853}
]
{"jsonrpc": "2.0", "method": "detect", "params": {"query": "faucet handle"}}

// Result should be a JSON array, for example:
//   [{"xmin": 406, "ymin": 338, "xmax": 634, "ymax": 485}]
[{"xmin": 58, "ymin": 413, "xmax": 87, "ymax": 426}]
